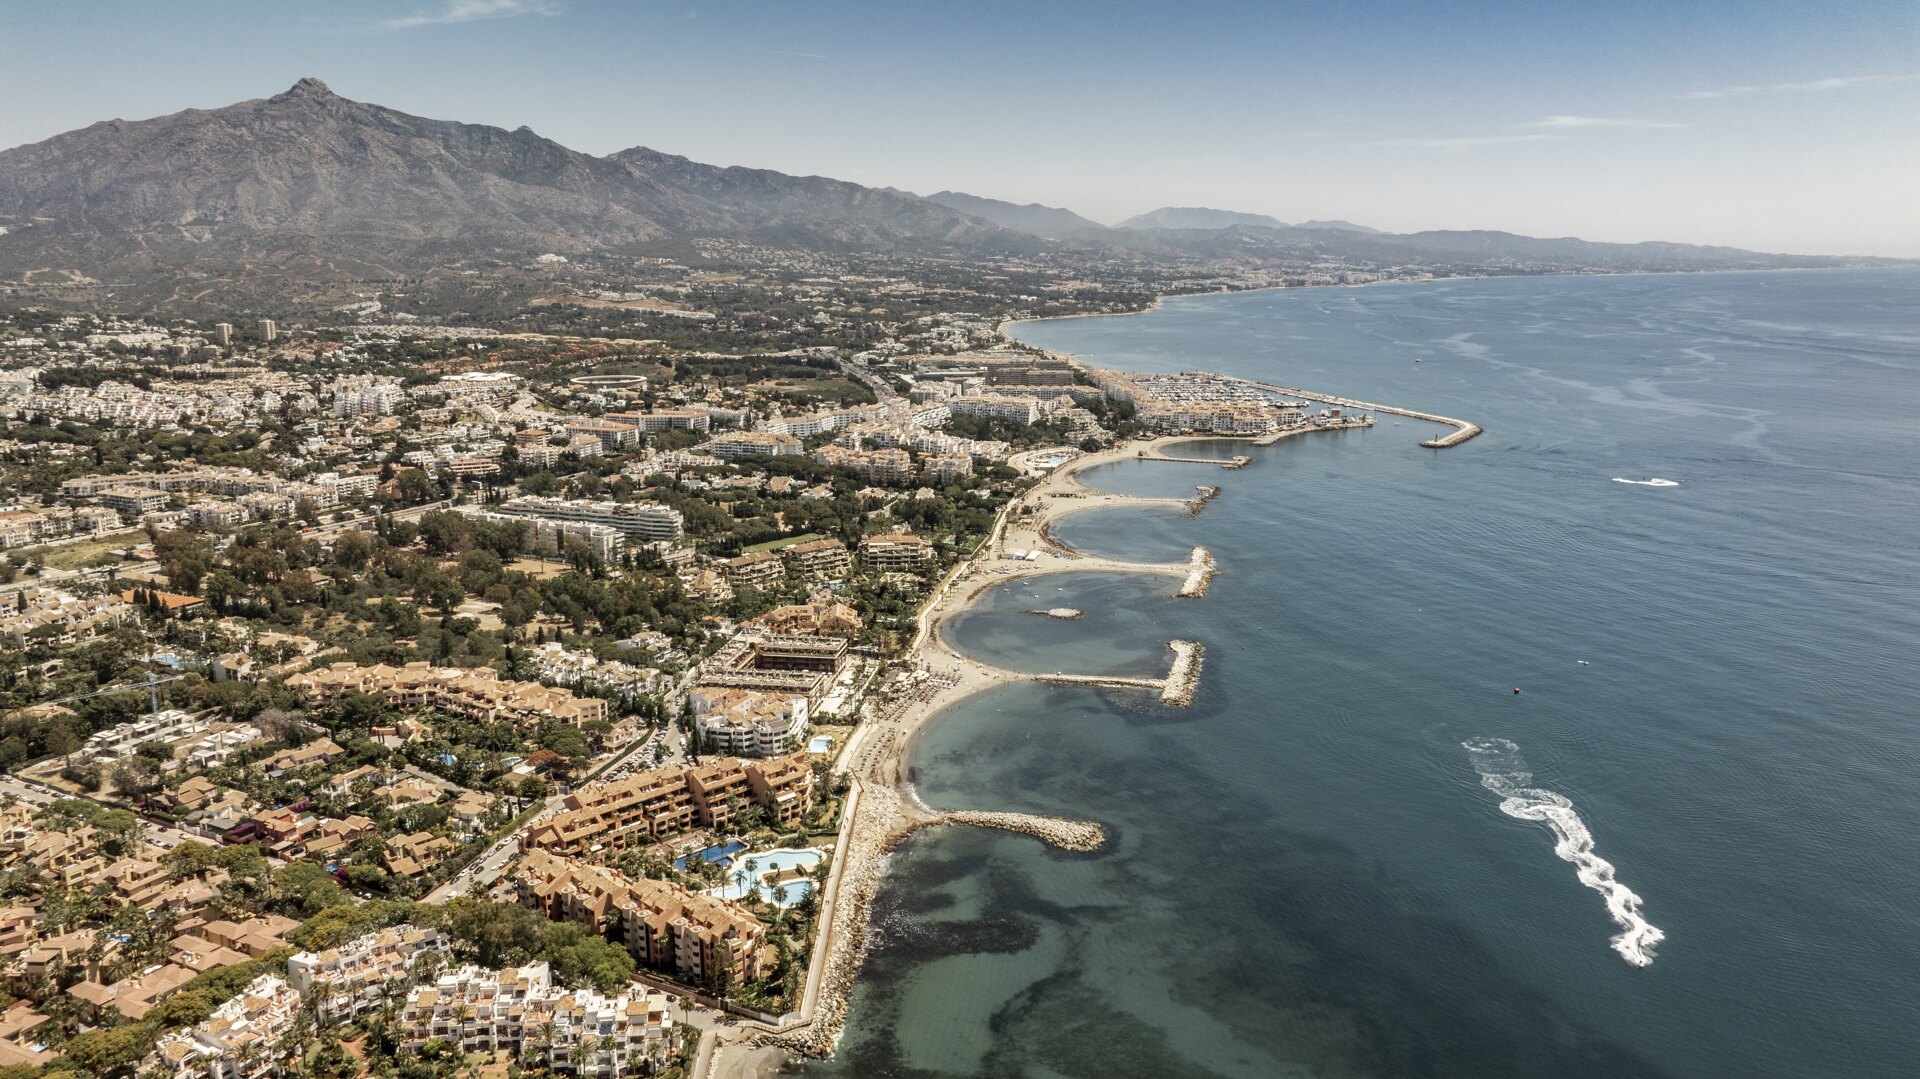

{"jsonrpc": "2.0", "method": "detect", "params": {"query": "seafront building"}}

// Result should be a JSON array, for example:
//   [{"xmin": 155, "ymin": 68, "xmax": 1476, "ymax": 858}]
[{"xmin": 513, "ymin": 850, "xmax": 767, "ymax": 985}]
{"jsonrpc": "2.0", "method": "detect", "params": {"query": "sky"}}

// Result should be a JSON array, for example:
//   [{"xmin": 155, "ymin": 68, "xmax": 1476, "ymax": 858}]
[{"xmin": 2, "ymin": 0, "xmax": 1916, "ymax": 256}]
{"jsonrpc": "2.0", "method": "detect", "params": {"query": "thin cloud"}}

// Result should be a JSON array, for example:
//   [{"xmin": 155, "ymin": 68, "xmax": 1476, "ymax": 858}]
[
  {"xmin": 382, "ymin": 0, "xmax": 562, "ymax": 31},
  {"xmin": 1521, "ymin": 115, "xmax": 1684, "ymax": 129},
  {"xmin": 1677, "ymin": 72, "xmax": 1920, "ymax": 99},
  {"xmin": 1365, "ymin": 134, "xmax": 1561, "ymax": 150}
]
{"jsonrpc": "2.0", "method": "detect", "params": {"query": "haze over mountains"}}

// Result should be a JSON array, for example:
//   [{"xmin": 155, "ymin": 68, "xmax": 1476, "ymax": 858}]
[{"xmin": 0, "ymin": 78, "xmax": 1892, "ymax": 305}]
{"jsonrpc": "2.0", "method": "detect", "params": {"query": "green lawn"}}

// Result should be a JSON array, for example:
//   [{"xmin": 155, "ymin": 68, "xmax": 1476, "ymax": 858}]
[{"xmin": 742, "ymin": 532, "xmax": 822, "ymax": 554}]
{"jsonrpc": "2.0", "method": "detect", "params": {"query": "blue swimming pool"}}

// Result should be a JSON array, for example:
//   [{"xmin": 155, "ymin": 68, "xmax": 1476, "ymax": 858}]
[
  {"xmin": 673, "ymin": 838, "xmax": 748, "ymax": 871},
  {"xmin": 807, "ymin": 735, "xmax": 833, "ymax": 754},
  {"xmin": 707, "ymin": 847, "xmax": 825, "ymax": 907}
]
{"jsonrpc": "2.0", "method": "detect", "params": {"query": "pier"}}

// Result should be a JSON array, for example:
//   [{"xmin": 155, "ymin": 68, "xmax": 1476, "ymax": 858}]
[
  {"xmin": 1140, "ymin": 447, "xmax": 1254, "ymax": 469},
  {"xmin": 1025, "ymin": 638, "xmax": 1206, "ymax": 707}
]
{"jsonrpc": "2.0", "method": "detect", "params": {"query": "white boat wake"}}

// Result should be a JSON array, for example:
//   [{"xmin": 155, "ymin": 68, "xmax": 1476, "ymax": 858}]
[
  {"xmin": 1612, "ymin": 477, "xmax": 1680, "ymax": 487},
  {"xmin": 1462, "ymin": 737, "xmax": 1665, "ymax": 967}
]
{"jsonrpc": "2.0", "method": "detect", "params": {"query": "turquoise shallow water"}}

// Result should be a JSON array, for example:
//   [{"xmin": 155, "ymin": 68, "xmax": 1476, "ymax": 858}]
[{"xmin": 807, "ymin": 269, "xmax": 1920, "ymax": 1079}]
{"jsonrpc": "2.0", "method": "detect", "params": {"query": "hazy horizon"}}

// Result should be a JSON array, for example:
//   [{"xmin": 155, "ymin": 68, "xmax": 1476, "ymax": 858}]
[{"xmin": 2, "ymin": 0, "xmax": 1915, "ymax": 257}]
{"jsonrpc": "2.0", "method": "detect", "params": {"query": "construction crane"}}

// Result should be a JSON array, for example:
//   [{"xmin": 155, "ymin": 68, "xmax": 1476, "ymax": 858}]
[{"xmin": 30, "ymin": 673, "xmax": 188, "ymax": 716}]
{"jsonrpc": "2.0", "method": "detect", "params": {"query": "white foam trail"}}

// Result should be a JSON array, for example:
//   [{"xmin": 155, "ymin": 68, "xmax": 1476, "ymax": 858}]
[
  {"xmin": 1611, "ymin": 477, "xmax": 1680, "ymax": 487},
  {"xmin": 1462, "ymin": 737, "xmax": 1664, "ymax": 967}
]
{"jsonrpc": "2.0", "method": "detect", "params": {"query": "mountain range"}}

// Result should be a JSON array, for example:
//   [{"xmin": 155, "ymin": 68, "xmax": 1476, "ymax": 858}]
[{"xmin": 0, "ymin": 78, "xmax": 1892, "ymax": 304}]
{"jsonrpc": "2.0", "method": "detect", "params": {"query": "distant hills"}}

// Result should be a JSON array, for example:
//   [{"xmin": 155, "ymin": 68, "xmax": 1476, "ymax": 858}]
[
  {"xmin": 0, "ymin": 78, "xmax": 1895, "ymax": 306},
  {"xmin": 922, "ymin": 191, "xmax": 1108, "ymax": 239},
  {"xmin": 1114, "ymin": 206, "xmax": 1289, "ymax": 231},
  {"xmin": 1295, "ymin": 219, "xmax": 1386, "ymax": 235},
  {"xmin": 0, "ymin": 78, "xmax": 1028, "ymax": 275}
]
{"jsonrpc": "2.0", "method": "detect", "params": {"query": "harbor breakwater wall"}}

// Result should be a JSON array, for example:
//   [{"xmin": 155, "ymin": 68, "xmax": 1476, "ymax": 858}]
[{"xmin": 1231, "ymin": 376, "xmax": 1482, "ymax": 448}]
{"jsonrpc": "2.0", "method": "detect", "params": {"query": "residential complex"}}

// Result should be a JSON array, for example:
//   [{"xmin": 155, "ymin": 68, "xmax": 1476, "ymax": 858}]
[
  {"xmin": 288, "ymin": 661, "xmax": 610, "ymax": 728},
  {"xmin": 523, "ymin": 754, "xmax": 815, "ymax": 857},
  {"xmin": 514, "ymin": 850, "xmax": 768, "ymax": 985},
  {"xmin": 286, "ymin": 925, "xmax": 452, "ymax": 1022}
]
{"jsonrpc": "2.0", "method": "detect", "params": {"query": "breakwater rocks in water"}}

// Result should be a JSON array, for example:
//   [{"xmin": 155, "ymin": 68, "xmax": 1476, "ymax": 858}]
[
  {"xmin": 1162, "ymin": 640, "xmax": 1204, "ymax": 706},
  {"xmin": 1028, "ymin": 607, "xmax": 1086, "ymax": 620},
  {"xmin": 1186, "ymin": 486, "xmax": 1221, "ymax": 516},
  {"xmin": 748, "ymin": 786, "xmax": 1108, "ymax": 1061},
  {"xmin": 896, "ymin": 810, "xmax": 1107, "ymax": 853},
  {"xmin": 1178, "ymin": 547, "xmax": 1216, "ymax": 597}
]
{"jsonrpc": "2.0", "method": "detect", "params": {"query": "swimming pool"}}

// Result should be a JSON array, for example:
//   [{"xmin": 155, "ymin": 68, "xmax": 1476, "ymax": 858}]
[
  {"xmin": 706, "ymin": 847, "xmax": 825, "ymax": 907},
  {"xmin": 807, "ymin": 735, "xmax": 834, "ymax": 754},
  {"xmin": 672, "ymin": 838, "xmax": 748, "ymax": 871}
]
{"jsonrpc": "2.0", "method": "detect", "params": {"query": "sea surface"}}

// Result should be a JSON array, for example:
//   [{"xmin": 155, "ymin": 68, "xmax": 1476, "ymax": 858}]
[{"xmin": 806, "ymin": 269, "xmax": 1920, "ymax": 1078}]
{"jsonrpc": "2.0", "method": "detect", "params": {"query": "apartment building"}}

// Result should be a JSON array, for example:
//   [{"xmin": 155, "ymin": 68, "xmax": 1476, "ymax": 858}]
[
  {"xmin": 458, "ymin": 506, "xmax": 621, "ymax": 564},
  {"xmin": 289, "ymin": 661, "xmax": 609, "ymax": 728},
  {"xmin": 605, "ymin": 408, "xmax": 711, "ymax": 434},
  {"xmin": 921, "ymin": 450, "xmax": 972, "ymax": 483},
  {"xmin": 287, "ymin": 925, "xmax": 450, "ymax": 1023},
  {"xmin": 0, "ymin": 587, "xmax": 130, "ymax": 648},
  {"xmin": 566, "ymin": 420, "xmax": 642, "ymax": 450},
  {"xmin": 815, "ymin": 444, "xmax": 911, "ymax": 484},
  {"xmin": 722, "ymin": 550, "xmax": 784, "ymax": 586},
  {"xmin": 754, "ymin": 596, "xmax": 862, "ymax": 639},
  {"xmin": 98, "ymin": 486, "xmax": 170, "ymax": 518},
  {"xmin": 331, "ymin": 377, "xmax": 403, "ymax": 418},
  {"xmin": 782, "ymin": 537, "xmax": 850, "ymax": 580},
  {"xmin": 146, "ymin": 974, "xmax": 301, "ymax": 1079},
  {"xmin": 859, "ymin": 533, "xmax": 933, "ymax": 569},
  {"xmin": 524, "ymin": 755, "xmax": 814, "ymax": 858},
  {"xmin": 397, "ymin": 961, "xmax": 676, "ymax": 1078},
  {"xmin": 688, "ymin": 688, "xmax": 808, "ymax": 757},
  {"xmin": 499, "ymin": 496, "xmax": 685, "ymax": 542},
  {"xmin": 948, "ymin": 394, "xmax": 1040, "ymax": 425},
  {"xmin": 704, "ymin": 432, "xmax": 802, "ymax": 460},
  {"xmin": 514, "ymin": 850, "xmax": 767, "ymax": 985}
]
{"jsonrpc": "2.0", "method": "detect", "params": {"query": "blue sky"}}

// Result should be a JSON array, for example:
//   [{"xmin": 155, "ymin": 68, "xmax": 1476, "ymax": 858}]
[{"xmin": 2, "ymin": 0, "xmax": 1916, "ymax": 255}]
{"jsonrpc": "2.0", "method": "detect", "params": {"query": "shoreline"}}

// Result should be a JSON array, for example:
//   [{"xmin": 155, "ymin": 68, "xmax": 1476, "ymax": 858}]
[
  {"xmin": 993, "ymin": 264, "xmax": 1884, "ymax": 339},
  {"xmin": 715, "ymin": 421, "xmax": 1434, "ymax": 1073},
  {"xmin": 701, "ymin": 435, "xmax": 1234, "ymax": 1074},
  {"xmin": 703, "ymin": 310, "xmax": 1492, "ymax": 1071}
]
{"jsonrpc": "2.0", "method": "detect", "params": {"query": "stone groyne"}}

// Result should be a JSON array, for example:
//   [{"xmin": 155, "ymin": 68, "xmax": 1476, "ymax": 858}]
[
  {"xmin": 1162, "ymin": 640, "xmax": 1205, "ymax": 706},
  {"xmin": 1029, "ymin": 607, "xmax": 1086, "ymax": 620},
  {"xmin": 1178, "ymin": 547, "xmax": 1216, "ymax": 597},
  {"xmin": 894, "ymin": 810, "xmax": 1107, "ymax": 852},
  {"xmin": 1187, "ymin": 485, "xmax": 1221, "ymax": 516}
]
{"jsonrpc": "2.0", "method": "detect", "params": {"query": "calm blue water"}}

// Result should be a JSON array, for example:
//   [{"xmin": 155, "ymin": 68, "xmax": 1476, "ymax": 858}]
[{"xmin": 808, "ymin": 269, "xmax": 1920, "ymax": 1079}]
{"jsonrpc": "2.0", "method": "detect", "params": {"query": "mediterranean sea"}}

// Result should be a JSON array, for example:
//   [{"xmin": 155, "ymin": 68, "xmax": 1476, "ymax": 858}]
[{"xmin": 807, "ymin": 268, "xmax": 1920, "ymax": 1078}]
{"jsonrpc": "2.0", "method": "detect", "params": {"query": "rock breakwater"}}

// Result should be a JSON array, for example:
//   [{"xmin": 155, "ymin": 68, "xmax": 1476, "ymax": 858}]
[{"xmin": 1179, "ymin": 547, "xmax": 1216, "ymax": 597}]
